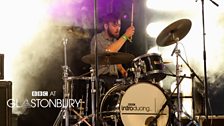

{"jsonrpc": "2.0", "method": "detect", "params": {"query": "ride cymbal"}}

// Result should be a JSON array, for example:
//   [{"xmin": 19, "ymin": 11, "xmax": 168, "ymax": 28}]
[{"xmin": 156, "ymin": 19, "xmax": 192, "ymax": 47}]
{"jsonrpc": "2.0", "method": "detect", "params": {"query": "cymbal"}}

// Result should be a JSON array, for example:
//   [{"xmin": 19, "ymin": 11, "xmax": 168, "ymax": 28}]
[
  {"xmin": 156, "ymin": 19, "xmax": 192, "ymax": 47},
  {"xmin": 82, "ymin": 52, "xmax": 135, "ymax": 65}
]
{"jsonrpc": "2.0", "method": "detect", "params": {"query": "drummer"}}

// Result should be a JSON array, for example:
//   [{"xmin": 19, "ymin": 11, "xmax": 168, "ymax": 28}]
[{"xmin": 90, "ymin": 13, "xmax": 135, "ymax": 91}]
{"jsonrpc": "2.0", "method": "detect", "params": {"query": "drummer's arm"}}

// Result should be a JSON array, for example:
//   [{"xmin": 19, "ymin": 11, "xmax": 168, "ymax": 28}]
[
  {"xmin": 106, "ymin": 36, "xmax": 127, "ymax": 52},
  {"xmin": 117, "ymin": 64, "xmax": 128, "ymax": 77},
  {"xmin": 106, "ymin": 26, "xmax": 135, "ymax": 52}
]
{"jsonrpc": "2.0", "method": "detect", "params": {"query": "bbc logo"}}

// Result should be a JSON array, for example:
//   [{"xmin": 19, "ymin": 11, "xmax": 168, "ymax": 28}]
[{"xmin": 32, "ymin": 91, "xmax": 48, "ymax": 96}]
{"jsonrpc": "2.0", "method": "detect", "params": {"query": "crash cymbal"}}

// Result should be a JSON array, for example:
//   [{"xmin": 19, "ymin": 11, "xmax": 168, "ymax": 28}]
[
  {"xmin": 82, "ymin": 52, "xmax": 135, "ymax": 65},
  {"xmin": 156, "ymin": 19, "xmax": 192, "ymax": 47}
]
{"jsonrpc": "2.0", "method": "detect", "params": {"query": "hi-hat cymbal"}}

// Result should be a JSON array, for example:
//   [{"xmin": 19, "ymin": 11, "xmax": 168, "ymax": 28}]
[
  {"xmin": 156, "ymin": 19, "xmax": 192, "ymax": 47},
  {"xmin": 82, "ymin": 52, "xmax": 135, "ymax": 65}
]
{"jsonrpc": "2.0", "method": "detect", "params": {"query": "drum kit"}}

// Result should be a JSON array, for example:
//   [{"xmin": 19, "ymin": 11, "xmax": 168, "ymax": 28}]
[{"xmin": 53, "ymin": 18, "xmax": 204, "ymax": 126}]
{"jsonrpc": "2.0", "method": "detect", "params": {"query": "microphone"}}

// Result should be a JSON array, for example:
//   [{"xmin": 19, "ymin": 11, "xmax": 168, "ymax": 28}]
[
  {"xmin": 171, "ymin": 43, "xmax": 178, "ymax": 56},
  {"xmin": 145, "ymin": 116, "xmax": 156, "ymax": 126}
]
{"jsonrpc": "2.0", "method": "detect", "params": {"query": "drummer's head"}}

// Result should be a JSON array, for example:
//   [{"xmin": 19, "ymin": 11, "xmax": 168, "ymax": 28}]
[{"xmin": 103, "ymin": 13, "xmax": 121, "ymax": 38}]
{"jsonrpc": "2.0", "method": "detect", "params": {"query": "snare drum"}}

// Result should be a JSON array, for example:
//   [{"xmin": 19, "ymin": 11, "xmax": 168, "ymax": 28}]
[
  {"xmin": 99, "ymin": 82, "xmax": 170, "ymax": 126},
  {"xmin": 132, "ymin": 53, "xmax": 166, "ymax": 82}
]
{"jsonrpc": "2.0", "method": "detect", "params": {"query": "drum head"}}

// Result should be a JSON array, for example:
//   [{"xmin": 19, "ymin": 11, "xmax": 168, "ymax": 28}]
[{"xmin": 120, "ymin": 82, "xmax": 169, "ymax": 126}]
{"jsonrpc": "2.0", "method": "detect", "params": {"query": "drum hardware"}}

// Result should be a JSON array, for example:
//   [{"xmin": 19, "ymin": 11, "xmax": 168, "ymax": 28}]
[
  {"xmin": 127, "ymin": 67, "xmax": 141, "ymax": 83},
  {"xmin": 149, "ymin": 75, "xmax": 185, "ymax": 126},
  {"xmin": 81, "ymin": 52, "xmax": 135, "ymax": 126},
  {"xmin": 156, "ymin": 19, "xmax": 192, "ymax": 126},
  {"xmin": 53, "ymin": 37, "xmax": 91, "ymax": 126},
  {"xmin": 67, "ymin": 73, "xmax": 94, "ymax": 120},
  {"xmin": 78, "ymin": 98, "xmax": 85, "ymax": 116},
  {"xmin": 182, "ymin": 111, "xmax": 199, "ymax": 126},
  {"xmin": 90, "ymin": 67, "xmax": 96, "ymax": 126},
  {"xmin": 171, "ymin": 32, "xmax": 182, "ymax": 126},
  {"xmin": 165, "ymin": 73, "xmax": 191, "ymax": 79},
  {"xmin": 113, "ymin": 115, "xmax": 119, "ymax": 126},
  {"xmin": 67, "ymin": 70, "xmax": 92, "ymax": 81},
  {"xmin": 132, "ymin": 53, "xmax": 166, "ymax": 82},
  {"xmin": 163, "ymin": 61, "xmax": 172, "ymax": 64},
  {"xmin": 100, "ymin": 82, "xmax": 170, "ymax": 126},
  {"xmin": 166, "ymin": 46, "xmax": 203, "ymax": 126},
  {"xmin": 73, "ymin": 114, "xmax": 94, "ymax": 126},
  {"xmin": 85, "ymin": 82, "xmax": 90, "ymax": 116},
  {"xmin": 176, "ymin": 51, "xmax": 204, "ymax": 126},
  {"xmin": 68, "ymin": 76, "xmax": 92, "ymax": 81},
  {"xmin": 99, "ymin": 84, "xmax": 127, "ymax": 126},
  {"xmin": 99, "ymin": 113, "xmax": 120, "ymax": 126}
]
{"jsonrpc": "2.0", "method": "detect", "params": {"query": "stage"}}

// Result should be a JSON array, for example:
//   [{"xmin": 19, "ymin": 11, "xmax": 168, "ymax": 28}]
[{"xmin": 0, "ymin": 0, "xmax": 224, "ymax": 126}]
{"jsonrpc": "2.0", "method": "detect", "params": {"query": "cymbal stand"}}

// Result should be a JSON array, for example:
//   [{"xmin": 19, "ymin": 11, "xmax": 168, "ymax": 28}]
[
  {"xmin": 90, "ymin": 67, "xmax": 96, "ymax": 126},
  {"xmin": 85, "ymin": 80, "xmax": 90, "ymax": 116},
  {"xmin": 171, "ymin": 36, "xmax": 201, "ymax": 126},
  {"xmin": 171, "ymin": 33, "xmax": 182, "ymax": 126},
  {"xmin": 53, "ymin": 37, "xmax": 70, "ymax": 126},
  {"xmin": 53, "ymin": 38, "xmax": 91, "ymax": 126},
  {"xmin": 177, "ymin": 52, "xmax": 204, "ymax": 126}
]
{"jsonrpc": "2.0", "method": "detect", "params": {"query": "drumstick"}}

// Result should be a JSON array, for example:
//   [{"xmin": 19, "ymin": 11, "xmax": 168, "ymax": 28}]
[{"xmin": 131, "ymin": 2, "xmax": 134, "ymax": 26}]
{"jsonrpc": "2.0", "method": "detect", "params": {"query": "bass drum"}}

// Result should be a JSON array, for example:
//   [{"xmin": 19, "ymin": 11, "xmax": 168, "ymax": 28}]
[{"xmin": 99, "ymin": 82, "xmax": 170, "ymax": 126}]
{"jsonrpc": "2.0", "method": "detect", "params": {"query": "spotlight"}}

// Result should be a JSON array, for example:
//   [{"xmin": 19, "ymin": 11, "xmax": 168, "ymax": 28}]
[{"xmin": 122, "ymin": 13, "xmax": 129, "ymax": 19}]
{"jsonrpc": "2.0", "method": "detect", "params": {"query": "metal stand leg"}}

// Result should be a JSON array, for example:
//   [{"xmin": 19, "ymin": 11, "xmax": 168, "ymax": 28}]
[
  {"xmin": 177, "ymin": 50, "xmax": 205, "ymax": 126},
  {"xmin": 90, "ymin": 68, "xmax": 96, "ymax": 126},
  {"xmin": 171, "ymin": 34, "xmax": 182, "ymax": 126},
  {"xmin": 85, "ymin": 82, "xmax": 90, "ymax": 116},
  {"xmin": 53, "ymin": 109, "xmax": 64, "ymax": 126},
  {"xmin": 53, "ymin": 38, "xmax": 70, "ymax": 126},
  {"xmin": 182, "ymin": 108, "xmax": 199, "ymax": 126},
  {"xmin": 114, "ymin": 115, "xmax": 118, "ymax": 126},
  {"xmin": 53, "ymin": 37, "xmax": 92, "ymax": 126}
]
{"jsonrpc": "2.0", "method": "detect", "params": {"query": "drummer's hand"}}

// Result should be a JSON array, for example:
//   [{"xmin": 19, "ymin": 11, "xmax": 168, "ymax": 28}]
[
  {"xmin": 120, "ymin": 68, "xmax": 128, "ymax": 78},
  {"xmin": 117, "ymin": 64, "xmax": 128, "ymax": 78},
  {"xmin": 124, "ymin": 26, "xmax": 135, "ymax": 38}
]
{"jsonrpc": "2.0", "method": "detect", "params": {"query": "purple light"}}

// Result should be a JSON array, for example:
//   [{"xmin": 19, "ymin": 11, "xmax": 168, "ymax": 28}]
[{"xmin": 123, "ymin": 14, "xmax": 128, "ymax": 19}]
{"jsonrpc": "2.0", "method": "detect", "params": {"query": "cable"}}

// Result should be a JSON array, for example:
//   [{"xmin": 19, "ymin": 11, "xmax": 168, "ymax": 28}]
[{"xmin": 180, "ymin": 43, "xmax": 189, "ymax": 64}]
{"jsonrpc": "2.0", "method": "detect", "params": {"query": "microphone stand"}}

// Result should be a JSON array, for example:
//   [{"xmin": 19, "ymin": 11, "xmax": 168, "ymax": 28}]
[{"xmin": 196, "ymin": 0, "xmax": 219, "ymax": 124}]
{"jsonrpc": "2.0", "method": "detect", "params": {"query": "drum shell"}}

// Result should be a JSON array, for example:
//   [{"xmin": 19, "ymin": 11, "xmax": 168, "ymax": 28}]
[
  {"xmin": 132, "ymin": 53, "xmax": 166, "ymax": 82},
  {"xmin": 100, "ymin": 82, "xmax": 170, "ymax": 126}
]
